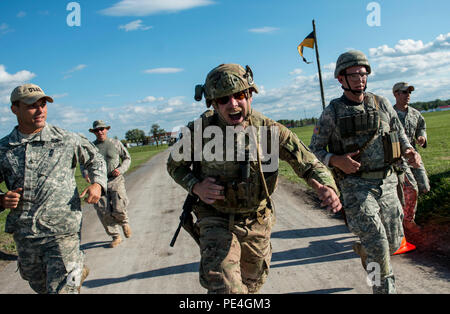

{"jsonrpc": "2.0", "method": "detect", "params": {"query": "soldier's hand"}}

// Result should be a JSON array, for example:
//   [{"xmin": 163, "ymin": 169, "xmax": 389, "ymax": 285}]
[
  {"xmin": 404, "ymin": 148, "xmax": 421, "ymax": 168},
  {"xmin": 0, "ymin": 188, "xmax": 23, "ymax": 209},
  {"xmin": 80, "ymin": 183, "xmax": 102, "ymax": 204},
  {"xmin": 329, "ymin": 151, "xmax": 361, "ymax": 174},
  {"xmin": 309, "ymin": 179, "xmax": 342, "ymax": 213},
  {"xmin": 111, "ymin": 169, "xmax": 121, "ymax": 177},
  {"xmin": 416, "ymin": 136, "xmax": 426, "ymax": 147},
  {"xmin": 192, "ymin": 177, "xmax": 225, "ymax": 205}
]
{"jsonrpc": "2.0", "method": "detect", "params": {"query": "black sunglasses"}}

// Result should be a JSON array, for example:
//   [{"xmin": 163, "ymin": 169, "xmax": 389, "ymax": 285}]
[{"xmin": 215, "ymin": 91, "xmax": 247, "ymax": 105}]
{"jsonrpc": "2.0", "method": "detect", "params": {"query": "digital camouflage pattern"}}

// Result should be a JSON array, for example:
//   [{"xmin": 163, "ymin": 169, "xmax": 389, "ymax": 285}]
[
  {"xmin": 89, "ymin": 137, "xmax": 131, "ymax": 237},
  {"xmin": 309, "ymin": 93, "xmax": 413, "ymax": 294},
  {"xmin": 14, "ymin": 233, "xmax": 84, "ymax": 294},
  {"xmin": 394, "ymin": 106, "xmax": 430, "ymax": 193},
  {"xmin": 0, "ymin": 123, "xmax": 107, "ymax": 293},
  {"xmin": 167, "ymin": 108, "xmax": 338, "ymax": 293},
  {"xmin": 0, "ymin": 123, "xmax": 107, "ymax": 237}
]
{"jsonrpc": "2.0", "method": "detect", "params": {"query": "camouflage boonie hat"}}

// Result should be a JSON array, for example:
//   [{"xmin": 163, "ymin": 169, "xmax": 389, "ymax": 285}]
[
  {"xmin": 194, "ymin": 63, "xmax": 259, "ymax": 107},
  {"xmin": 334, "ymin": 50, "xmax": 371, "ymax": 78},
  {"xmin": 393, "ymin": 82, "xmax": 415, "ymax": 94},
  {"xmin": 10, "ymin": 83, "xmax": 54, "ymax": 105},
  {"xmin": 89, "ymin": 120, "xmax": 111, "ymax": 133}
]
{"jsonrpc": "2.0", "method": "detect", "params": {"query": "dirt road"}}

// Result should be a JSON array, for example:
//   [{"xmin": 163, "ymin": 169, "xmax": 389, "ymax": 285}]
[{"xmin": 1, "ymin": 150, "xmax": 449, "ymax": 294}]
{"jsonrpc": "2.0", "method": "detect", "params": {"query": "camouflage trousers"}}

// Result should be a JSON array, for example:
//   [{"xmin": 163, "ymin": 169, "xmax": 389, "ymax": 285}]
[
  {"xmin": 13, "ymin": 233, "xmax": 85, "ymax": 294},
  {"xmin": 94, "ymin": 175, "xmax": 129, "ymax": 237},
  {"xmin": 196, "ymin": 205, "xmax": 274, "ymax": 294},
  {"xmin": 340, "ymin": 172, "xmax": 404, "ymax": 294},
  {"xmin": 403, "ymin": 168, "xmax": 419, "ymax": 222}
]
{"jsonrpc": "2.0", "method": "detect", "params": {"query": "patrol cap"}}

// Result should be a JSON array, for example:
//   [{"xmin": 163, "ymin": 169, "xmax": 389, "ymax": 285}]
[
  {"xmin": 10, "ymin": 83, "xmax": 54, "ymax": 105},
  {"xmin": 89, "ymin": 120, "xmax": 111, "ymax": 133},
  {"xmin": 393, "ymin": 82, "xmax": 415, "ymax": 94}
]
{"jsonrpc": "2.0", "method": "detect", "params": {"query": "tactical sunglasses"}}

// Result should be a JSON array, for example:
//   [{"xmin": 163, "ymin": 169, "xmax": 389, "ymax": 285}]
[
  {"xmin": 345, "ymin": 72, "xmax": 369, "ymax": 82},
  {"xmin": 215, "ymin": 90, "xmax": 247, "ymax": 105},
  {"xmin": 93, "ymin": 128, "xmax": 107, "ymax": 133}
]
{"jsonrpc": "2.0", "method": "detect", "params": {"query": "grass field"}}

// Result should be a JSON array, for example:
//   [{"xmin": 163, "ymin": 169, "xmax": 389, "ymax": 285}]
[
  {"xmin": 283, "ymin": 110, "xmax": 450, "ymax": 225},
  {"xmin": 0, "ymin": 144, "xmax": 168, "ymax": 254}
]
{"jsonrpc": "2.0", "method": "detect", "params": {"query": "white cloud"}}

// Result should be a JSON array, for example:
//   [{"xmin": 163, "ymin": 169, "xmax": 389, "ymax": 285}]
[
  {"xmin": 66, "ymin": 64, "xmax": 87, "ymax": 73},
  {"xmin": 0, "ymin": 23, "xmax": 13, "ymax": 35},
  {"xmin": 0, "ymin": 65, "xmax": 36, "ymax": 105},
  {"xmin": 100, "ymin": 0, "xmax": 214, "ymax": 16},
  {"xmin": 253, "ymin": 33, "xmax": 450, "ymax": 122},
  {"xmin": 144, "ymin": 67, "xmax": 184, "ymax": 74},
  {"xmin": 248, "ymin": 27, "xmax": 279, "ymax": 34},
  {"xmin": 137, "ymin": 96, "xmax": 164, "ymax": 103},
  {"xmin": 17, "ymin": 11, "xmax": 27, "ymax": 18},
  {"xmin": 119, "ymin": 19, "xmax": 153, "ymax": 32}
]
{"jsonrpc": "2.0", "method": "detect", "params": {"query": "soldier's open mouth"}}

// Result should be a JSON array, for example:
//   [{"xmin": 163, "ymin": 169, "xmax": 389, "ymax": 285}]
[{"xmin": 229, "ymin": 111, "xmax": 242, "ymax": 121}]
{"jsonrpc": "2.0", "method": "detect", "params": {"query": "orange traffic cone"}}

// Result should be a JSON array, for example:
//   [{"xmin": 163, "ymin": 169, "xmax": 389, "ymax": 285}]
[{"xmin": 393, "ymin": 236, "xmax": 416, "ymax": 255}]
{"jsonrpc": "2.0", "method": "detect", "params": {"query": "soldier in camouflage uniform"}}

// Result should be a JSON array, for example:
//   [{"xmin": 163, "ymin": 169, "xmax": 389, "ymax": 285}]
[
  {"xmin": 84, "ymin": 120, "xmax": 132, "ymax": 248},
  {"xmin": 393, "ymin": 82, "xmax": 430, "ymax": 233},
  {"xmin": 0, "ymin": 84, "xmax": 107, "ymax": 294},
  {"xmin": 309, "ymin": 51, "xmax": 422, "ymax": 294},
  {"xmin": 167, "ymin": 64, "xmax": 342, "ymax": 294}
]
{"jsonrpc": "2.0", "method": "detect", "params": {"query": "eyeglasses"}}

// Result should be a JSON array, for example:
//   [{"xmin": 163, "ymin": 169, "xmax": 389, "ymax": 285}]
[
  {"xmin": 93, "ymin": 128, "xmax": 106, "ymax": 133},
  {"xmin": 345, "ymin": 72, "xmax": 369, "ymax": 82},
  {"xmin": 400, "ymin": 90, "xmax": 411, "ymax": 95},
  {"xmin": 215, "ymin": 91, "xmax": 247, "ymax": 105}
]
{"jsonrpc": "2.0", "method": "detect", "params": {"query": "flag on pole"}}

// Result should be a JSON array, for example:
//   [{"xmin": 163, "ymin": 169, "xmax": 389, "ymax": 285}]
[{"xmin": 297, "ymin": 31, "xmax": 315, "ymax": 64}]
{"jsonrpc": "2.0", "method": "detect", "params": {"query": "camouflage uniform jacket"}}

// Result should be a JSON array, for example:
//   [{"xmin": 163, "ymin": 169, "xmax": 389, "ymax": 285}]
[
  {"xmin": 309, "ymin": 92, "xmax": 413, "ymax": 175},
  {"xmin": 0, "ymin": 123, "xmax": 107, "ymax": 238},
  {"xmin": 167, "ymin": 108, "xmax": 338, "ymax": 214},
  {"xmin": 393, "ymin": 105, "xmax": 427, "ymax": 149}
]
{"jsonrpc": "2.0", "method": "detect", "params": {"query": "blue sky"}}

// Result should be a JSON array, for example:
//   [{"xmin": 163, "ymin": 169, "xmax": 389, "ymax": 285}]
[{"xmin": 1, "ymin": 0, "xmax": 449, "ymax": 139}]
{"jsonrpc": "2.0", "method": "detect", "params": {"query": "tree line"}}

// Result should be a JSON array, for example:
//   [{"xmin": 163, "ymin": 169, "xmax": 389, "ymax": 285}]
[
  {"xmin": 409, "ymin": 98, "xmax": 450, "ymax": 111},
  {"xmin": 276, "ymin": 117, "xmax": 318, "ymax": 128},
  {"xmin": 121, "ymin": 98, "xmax": 450, "ymax": 145},
  {"xmin": 123, "ymin": 123, "xmax": 169, "ymax": 146}
]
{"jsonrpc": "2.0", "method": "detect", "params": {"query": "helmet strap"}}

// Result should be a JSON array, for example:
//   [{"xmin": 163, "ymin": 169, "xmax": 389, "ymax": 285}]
[{"xmin": 342, "ymin": 75, "xmax": 367, "ymax": 95}]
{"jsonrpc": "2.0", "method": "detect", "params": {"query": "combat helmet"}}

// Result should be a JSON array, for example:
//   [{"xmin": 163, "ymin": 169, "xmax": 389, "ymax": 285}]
[
  {"xmin": 334, "ymin": 50, "xmax": 371, "ymax": 78},
  {"xmin": 195, "ymin": 64, "xmax": 259, "ymax": 107}
]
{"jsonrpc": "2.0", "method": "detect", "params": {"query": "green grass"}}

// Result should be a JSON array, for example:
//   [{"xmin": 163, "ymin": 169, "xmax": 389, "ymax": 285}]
[
  {"xmin": 284, "ymin": 111, "xmax": 450, "ymax": 225},
  {"xmin": 278, "ymin": 125, "xmax": 315, "ymax": 186},
  {"xmin": 1, "ymin": 144, "xmax": 168, "ymax": 254}
]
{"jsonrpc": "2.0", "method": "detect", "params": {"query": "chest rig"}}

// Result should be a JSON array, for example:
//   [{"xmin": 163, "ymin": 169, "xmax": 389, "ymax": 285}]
[
  {"xmin": 330, "ymin": 93, "xmax": 401, "ymax": 172},
  {"xmin": 196, "ymin": 110, "xmax": 277, "ymax": 214}
]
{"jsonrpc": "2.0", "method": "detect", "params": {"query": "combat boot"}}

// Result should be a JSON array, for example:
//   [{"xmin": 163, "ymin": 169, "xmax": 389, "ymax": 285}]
[
  {"xmin": 122, "ymin": 223, "xmax": 132, "ymax": 238},
  {"xmin": 77, "ymin": 265, "xmax": 90, "ymax": 294},
  {"xmin": 352, "ymin": 241, "xmax": 367, "ymax": 269},
  {"xmin": 110, "ymin": 235, "xmax": 122, "ymax": 248}
]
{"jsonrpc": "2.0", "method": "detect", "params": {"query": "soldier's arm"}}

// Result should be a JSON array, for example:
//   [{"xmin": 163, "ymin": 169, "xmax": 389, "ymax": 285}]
[
  {"xmin": 383, "ymin": 97, "xmax": 413, "ymax": 154},
  {"xmin": 309, "ymin": 107, "xmax": 336, "ymax": 167},
  {"xmin": 115, "ymin": 140, "xmax": 131, "ymax": 174},
  {"xmin": 277, "ymin": 123, "xmax": 339, "ymax": 196},
  {"xmin": 415, "ymin": 113, "xmax": 427, "ymax": 147},
  {"xmin": 76, "ymin": 135, "xmax": 107, "ymax": 193},
  {"xmin": 166, "ymin": 125, "xmax": 199, "ymax": 195}
]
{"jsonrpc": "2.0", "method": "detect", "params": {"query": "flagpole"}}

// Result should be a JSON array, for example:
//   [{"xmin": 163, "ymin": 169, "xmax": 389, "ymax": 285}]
[{"xmin": 312, "ymin": 19, "xmax": 326, "ymax": 110}]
